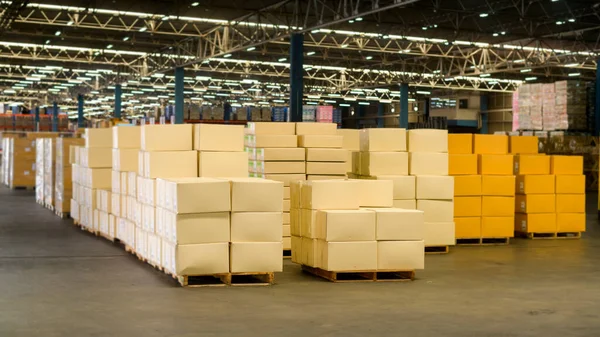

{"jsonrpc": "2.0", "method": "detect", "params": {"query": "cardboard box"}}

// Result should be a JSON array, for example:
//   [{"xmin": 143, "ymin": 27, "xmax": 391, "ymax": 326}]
[
  {"xmin": 283, "ymin": 212, "xmax": 290, "ymax": 225},
  {"xmin": 193, "ymin": 124, "xmax": 244, "ymax": 151},
  {"xmin": 478, "ymin": 154, "xmax": 513, "ymax": 175},
  {"xmin": 283, "ymin": 199, "xmax": 290, "ymax": 212},
  {"xmin": 316, "ymin": 210, "xmax": 376, "ymax": 241},
  {"xmin": 81, "ymin": 148, "xmax": 112, "ymax": 168},
  {"xmin": 337, "ymin": 129, "xmax": 360, "ymax": 151},
  {"xmin": 454, "ymin": 217, "xmax": 481, "ymax": 239},
  {"xmin": 300, "ymin": 209, "xmax": 318, "ymax": 238},
  {"xmin": 515, "ymin": 213, "xmax": 556, "ymax": 233},
  {"xmin": 365, "ymin": 208, "xmax": 424, "ymax": 240},
  {"xmin": 252, "ymin": 159, "xmax": 305, "ymax": 175},
  {"xmin": 141, "ymin": 124, "xmax": 193, "ymax": 151},
  {"xmin": 112, "ymin": 126, "xmax": 141, "ymax": 149},
  {"xmin": 256, "ymin": 148, "xmax": 305, "ymax": 161},
  {"xmin": 142, "ymin": 151, "xmax": 196, "ymax": 179},
  {"xmin": 481, "ymin": 217, "xmax": 513, "ymax": 237},
  {"xmin": 417, "ymin": 200, "xmax": 453, "ymax": 222},
  {"xmin": 377, "ymin": 241, "xmax": 425, "ymax": 270},
  {"xmin": 305, "ymin": 162, "xmax": 346, "ymax": 175},
  {"xmin": 320, "ymin": 241, "xmax": 377, "ymax": 271},
  {"xmin": 230, "ymin": 212, "xmax": 283, "ymax": 242},
  {"xmin": 84, "ymin": 128, "xmax": 113, "ymax": 148},
  {"xmin": 516, "ymin": 175, "xmax": 555, "ymax": 194},
  {"xmin": 392, "ymin": 199, "xmax": 416, "ymax": 209},
  {"xmin": 165, "ymin": 177, "xmax": 231, "ymax": 214},
  {"xmin": 298, "ymin": 135, "xmax": 343, "ymax": 148},
  {"xmin": 301, "ymin": 180, "xmax": 360, "ymax": 210},
  {"xmin": 229, "ymin": 178, "xmax": 283, "ymax": 212},
  {"xmin": 82, "ymin": 168, "xmax": 112, "ymax": 189},
  {"xmin": 454, "ymin": 175, "xmax": 482, "ymax": 196},
  {"xmin": 230, "ymin": 242, "xmax": 283, "ymax": 273},
  {"xmin": 409, "ymin": 152, "xmax": 448, "ymax": 175},
  {"xmin": 283, "ymin": 186, "xmax": 290, "ymax": 199},
  {"xmin": 514, "ymin": 155, "xmax": 550, "ymax": 175},
  {"xmin": 473, "ymin": 134, "xmax": 508, "ymax": 154},
  {"xmin": 263, "ymin": 174, "xmax": 306, "ymax": 187},
  {"xmin": 556, "ymin": 213, "xmax": 585, "ymax": 233},
  {"xmin": 416, "ymin": 175, "xmax": 454, "ymax": 200},
  {"xmin": 375, "ymin": 175, "xmax": 415, "ymax": 200},
  {"xmin": 515, "ymin": 194, "xmax": 555, "ymax": 213},
  {"xmin": 306, "ymin": 148, "xmax": 349, "ymax": 162},
  {"xmin": 246, "ymin": 135, "xmax": 297, "ymax": 148},
  {"xmin": 112, "ymin": 149, "xmax": 139, "ymax": 172},
  {"xmin": 556, "ymin": 194, "xmax": 585, "ymax": 213},
  {"xmin": 550, "ymin": 155, "xmax": 583, "ymax": 175},
  {"xmin": 454, "ymin": 197, "xmax": 481, "ymax": 217},
  {"xmin": 291, "ymin": 236, "xmax": 302, "ymax": 263},
  {"xmin": 449, "ymin": 154, "xmax": 478, "ymax": 175},
  {"xmin": 283, "ymin": 237, "xmax": 291, "ymax": 250},
  {"xmin": 295, "ymin": 122, "xmax": 337, "ymax": 136},
  {"xmin": 282, "ymin": 225, "xmax": 291, "ymax": 237},
  {"xmin": 482, "ymin": 196, "xmax": 515, "ymax": 216},
  {"xmin": 361, "ymin": 152, "xmax": 409, "ymax": 176},
  {"xmin": 448, "ymin": 134, "xmax": 473, "ymax": 154},
  {"xmin": 301, "ymin": 237, "xmax": 319, "ymax": 267},
  {"xmin": 408, "ymin": 129, "xmax": 448, "ymax": 153},
  {"xmin": 354, "ymin": 179, "xmax": 393, "ymax": 207},
  {"xmin": 306, "ymin": 175, "xmax": 346, "ymax": 180},
  {"xmin": 509, "ymin": 136, "xmax": 538, "ymax": 154},
  {"xmin": 423, "ymin": 222, "xmax": 455, "ymax": 246},
  {"xmin": 164, "ymin": 211, "xmax": 230, "ymax": 244},
  {"xmin": 360, "ymin": 129, "xmax": 407, "ymax": 152},
  {"xmin": 481, "ymin": 175, "xmax": 516, "ymax": 196},
  {"xmin": 174, "ymin": 243, "xmax": 230, "ymax": 275},
  {"xmin": 555, "ymin": 175, "xmax": 585, "ymax": 194},
  {"xmin": 247, "ymin": 122, "xmax": 295, "ymax": 135}
]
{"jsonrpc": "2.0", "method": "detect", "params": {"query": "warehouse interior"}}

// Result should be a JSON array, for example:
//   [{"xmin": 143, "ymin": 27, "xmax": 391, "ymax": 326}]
[{"xmin": 1, "ymin": 0, "xmax": 600, "ymax": 336}]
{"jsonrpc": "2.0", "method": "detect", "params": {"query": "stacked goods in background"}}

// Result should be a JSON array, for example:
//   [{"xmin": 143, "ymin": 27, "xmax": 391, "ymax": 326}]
[
  {"xmin": 1, "ymin": 138, "xmax": 36, "ymax": 189},
  {"xmin": 35, "ymin": 139, "xmax": 45, "ymax": 203},
  {"xmin": 410, "ymin": 129, "xmax": 455, "ymax": 251},
  {"xmin": 290, "ymin": 179, "xmax": 423, "ymax": 282},
  {"xmin": 554, "ymin": 81, "xmax": 587, "ymax": 130},
  {"xmin": 54, "ymin": 137, "xmax": 84, "ymax": 217},
  {"xmin": 246, "ymin": 122, "xmax": 304, "ymax": 255},
  {"xmin": 43, "ymin": 138, "xmax": 55, "ymax": 209},
  {"xmin": 297, "ymin": 122, "xmax": 347, "ymax": 180}
]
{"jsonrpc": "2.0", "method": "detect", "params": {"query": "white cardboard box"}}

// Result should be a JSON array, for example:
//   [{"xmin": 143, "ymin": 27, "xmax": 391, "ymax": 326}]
[
  {"xmin": 230, "ymin": 242, "xmax": 283, "ymax": 273},
  {"xmin": 416, "ymin": 175, "xmax": 454, "ymax": 200},
  {"xmin": 230, "ymin": 212, "xmax": 283, "ymax": 242},
  {"xmin": 316, "ymin": 210, "xmax": 376, "ymax": 241},
  {"xmin": 377, "ymin": 241, "xmax": 425, "ymax": 270}
]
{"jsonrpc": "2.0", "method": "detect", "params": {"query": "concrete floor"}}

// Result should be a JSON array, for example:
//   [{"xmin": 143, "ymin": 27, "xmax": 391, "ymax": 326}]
[{"xmin": 1, "ymin": 188, "xmax": 599, "ymax": 337}]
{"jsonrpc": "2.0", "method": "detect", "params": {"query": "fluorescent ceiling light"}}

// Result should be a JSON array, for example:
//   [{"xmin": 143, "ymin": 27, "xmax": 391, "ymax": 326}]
[
  {"xmin": 306, "ymin": 51, "xmax": 316, "ymax": 56},
  {"xmin": 67, "ymin": 21, "xmax": 74, "ymax": 26},
  {"xmin": 55, "ymin": 30, "xmax": 61, "ymax": 36},
  {"xmin": 272, "ymin": 99, "xmax": 285, "ymax": 103},
  {"xmin": 568, "ymin": 73, "xmax": 580, "ymax": 77},
  {"xmin": 278, "ymin": 58, "xmax": 287, "ymax": 62},
  {"xmin": 123, "ymin": 36, "xmax": 130, "ymax": 41},
  {"xmin": 339, "ymin": 103, "xmax": 351, "ymax": 107},
  {"xmin": 520, "ymin": 69, "xmax": 532, "ymax": 73},
  {"xmin": 480, "ymin": 74, "xmax": 491, "ymax": 77},
  {"xmin": 246, "ymin": 47, "xmax": 256, "ymax": 51},
  {"xmin": 191, "ymin": 2, "xmax": 199, "ymax": 6},
  {"xmin": 358, "ymin": 102, "xmax": 370, "ymax": 105},
  {"xmin": 525, "ymin": 77, "xmax": 537, "ymax": 81},
  {"xmin": 341, "ymin": 44, "xmax": 349, "ymax": 48},
  {"xmin": 139, "ymin": 26, "xmax": 147, "ymax": 32},
  {"xmin": 416, "ymin": 91, "xmax": 430, "ymax": 95},
  {"xmin": 479, "ymin": 13, "xmax": 489, "ymax": 17},
  {"xmin": 564, "ymin": 63, "xmax": 579, "ymax": 67},
  {"xmin": 223, "ymin": 53, "xmax": 232, "ymax": 58},
  {"xmin": 365, "ymin": 56, "xmax": 373, "ymax": 60}
]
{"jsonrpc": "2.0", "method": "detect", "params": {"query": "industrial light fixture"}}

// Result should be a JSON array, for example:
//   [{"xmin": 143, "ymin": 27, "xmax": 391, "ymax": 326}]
[
  {"xmin": 139, "ymin": 26, "xmax": 147, "ymax": 32},
  {"xmin": 55, "ymin": 30, "xmax": 61, "ymax": 36},
  {"xmin": 355, "ymin": 17, "xmax": 363, "ymax": 21},
  {"xmin": 565, "ymin": 63, "xmax": 579, "ymax": 67},
  {"xmin": 339, "ymin": 103, "xmax": 351, "ymax": 107},
  {"xmin": 162, "ymin": 16, "xmax": 169, "ymax": 21},
  {"xmin": 568, "ymin": 72, "xmax": 581, "ymax": 77},
  {"xmin": 67, "ymin": 21, "xmax": 74, "ymax": 26},
  {"xmin": 45, "ymin": 40, "xmax": 51, "ymax": 44},
  {"xmin": 525, "ymin": 77, "xmax": 537, "ymax": 81},
  {"xmin": 306, "ymin": 51, "xmax": 316, "ymax": 56},
  {"xmin": 480, "ymin": 74, "xmax": 491, "ymax": 77},
  {"xmin": 278, "ymin": 57, "xmax": 287, "ymax": 62},
  {"xmin": 493, "ymin": 33, "xmax": 499, "ymax": 37},
  {"xmin": 123, "ymin": 36, "xmax": 130, "ymax": 41},
  {"xmin": 479, "ymin": 13, "xmax": 489, "ymax": 17},
  {"xmin": 556, "ymin": 21, "xmax": 564, "ymax": 25},
  {"xmin": 246, "ymin": 46, "xmax": 256, "ymax": 51},
  {"xmin": 416, "ymin": 90, "xmax": 431, "ymax": 95},
  {"xmin": 349, "ymin": 20, "xmax": 354, "ymax": 23},
  {"xmin": 520, "ymin": 69, "xmax": 532, "ymax": 73},
  {"xmin": 106, "ymin": 44, "xmax": 113, "ymax": 49},
  {"xmin": 341, "ymin": 44, "xmax": 349, "ymax": 48},
  {"xmin": 191, "ymin": 2, "xmax": 200, "ymax": 7},
  {"xmin": 365, "ymin": 56, "xmax": 373, "ymax": 60},
  {"xmin": 223, "ymin": 53, "xmax": 232, "ymax": 58},
  {"xmin": 568, "ymin": 18, "xmax": 575, "ymax": 22}
]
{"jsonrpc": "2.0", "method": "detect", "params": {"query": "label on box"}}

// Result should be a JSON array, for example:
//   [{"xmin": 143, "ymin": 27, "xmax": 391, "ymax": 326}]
[
  {"xmin": 519, "ymin": 182, "xmax": 523, "ymax": 190},
  {"xmin": 24, "ymin": 171, "xmax": 30, "ymax": 175},
  {"xmin": 520, "ymin": 201, "xmax": 525, "ymax": 210},
  {"xmin": 521, "ymin": 221, "xmax": 526, "ymax": 231},
  {"xmin": 25, "ymin": 147, "xmax": 31, "ymax": 152}
]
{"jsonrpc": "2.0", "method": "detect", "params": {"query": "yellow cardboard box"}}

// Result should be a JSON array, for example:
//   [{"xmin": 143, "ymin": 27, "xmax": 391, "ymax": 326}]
[
  {"xmin": 473, "ymin": 134, "xmax": 508, "ymax": 154},
  {"xmin": 550, "ymin": 155, "xmax": 583, "ymax": 175},
  {"xmin": 454, "ymin": 217, "xmax": 481, "ymax": 239},
  {"xmin": 556, "ymin": 194, "xmax": 585, "ymax": 213},
  {"xmin": 482, "ymin": 196, "xmax": 515, "ymax": 216},
  {"xmin": 514, "ymin": 154, "xmax": 550, "ymax": 175},
  {"xmin": 509, "ymin": 136, "xmax": 538, "ymax": 154},
  {"xmin": 448, "ymin": 134, "xmax": 473, "ymax": 154},
  {"xmin": 515, "ymin": 194, "xmax": 556, "ymax": 213},
  {"xmin": 449, "ymin": 154, "xmax": 478, "ymax": 175},
  {"xmin": 481, "ymin": 175, "xmax": 516, "ymax": 196},
  {"xmin": 454, "ymin": 175, "xmax": 482, "ymax": 196},
  {"xmin": 555, "ymin": 175, "xmax": 585, "ymax": 194},
  {"xmin": 478, "ymin": 154, "xmax": 513, "ymax": 175},
  {"xmin": 481, "ymin": 217, "xmax": 514, "ymax": 238},
  {"xmin": 454, "ymin": 196, "xmax": 481, "ymax": 217},
  {"xmin": 556, "ymin": 213, "xmax": 585, "ymax": 233},
  {"xmin": 516, "ymin": 175, "xmax": 555, "ymax": 194},
  {"xmin": 515, "ymin": 213, "xmax": 556, "ymax": 233}
]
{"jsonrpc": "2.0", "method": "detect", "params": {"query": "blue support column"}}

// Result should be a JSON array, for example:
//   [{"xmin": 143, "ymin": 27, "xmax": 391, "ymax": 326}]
[
  {"xmin": 114, "ymin": 84, "xmax": 122, "ymax": 119},
  {"xmin": 52, "ymin": 101, "xmax": 58, "ymax": 132},
  {"xmin": 480, "ymin": 95, "xmax": 489, "ymax": 134},
  {"xmin": 595, "ymin": 60, "xmax": 600, "ymax": 136},
  {"xmin": 289, "ymin": 33, "xmax": 304, "ymax": 122},
  {"xmin": 77, "ymin": 94, "xmax": 84, "ymax": 127},
  {"xmin": 224, "ymin": 102, "xmax": 231, "ymax": 122},
  {"xmin": 174, "ymin": 67, "xmax": 184, "ymax": 124},
  {"xmin": 377, "ymin": 103, "xmax": 384, "ymax": 128},
  {"xmin": 399, "ymin": 83, "xmax": 409, "ymax": 129},
  {"xmin": 34, "ymin": 106, "xmax": 40, "ymax": 130}
]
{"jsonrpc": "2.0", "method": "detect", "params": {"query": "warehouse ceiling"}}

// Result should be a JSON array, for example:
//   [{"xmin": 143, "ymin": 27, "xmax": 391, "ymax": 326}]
[{"xmin": 0, "ymin": 0, "xmax": 598, "ymax": 116}]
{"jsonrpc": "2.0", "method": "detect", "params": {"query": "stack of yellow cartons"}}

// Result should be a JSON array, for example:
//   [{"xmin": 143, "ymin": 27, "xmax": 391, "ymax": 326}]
[
  {"xmin": 336, "ymin": 129, "xmax": 360, "ymax": 175},
  {"xmin": 298, "ymin": 122, "xmax": 347, "ymax": 180},
  {"xmin": 514, "ymin": 154, "xmax": 554, "ymax": 236},
  {"xmin": 246, "ymin": 122, "xmax": 304, "ymax": 254},
  {"xmin": 54, "ymin": 138, "xmax": 84, "ymax": 216},
  {"xmin": 195, "ymin": 124, "xmax": 247, "ymax": 178},
  {"xmin": 448, "ymin": 134, "xmax": 482, "ymax": 241},
  {"xmin": 475, "ymin": 134, "xmax": 515, "ymax": 241},
  {"xmin": 43, "ymin": 138, "xmax": 55, "ymax": 209},
  {"xmin": 4, "ymin": 138, "xmax": 36, "ymax": 189},
  {"xmin": 410, "ymin": 129, "xmax": 455, "ymax": 250},
  {"xmin": 552, "ymin": 156, "xmax": 586, "ymax": 236}
]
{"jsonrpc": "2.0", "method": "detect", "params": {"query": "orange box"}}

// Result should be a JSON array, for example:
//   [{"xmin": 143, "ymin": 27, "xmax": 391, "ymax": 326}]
[
  {"xmin": 516, "ymin": 175, "xmax": 555, "ymax": 194},
  {"xmin": 454, "ymin": 217, "xmax": 481, "ymax": 239},
  {"xmin": 481, "ymin": 217, "xmax": 514, "ymax": 238},
  {"xmin": 454, "ymin": 196, "xmax": 482, "ymax": 217},
  {"xmin": 515, "ymin": 213, "xmax": 556, "ymax": 233},
  {"xmin": 514, "ymin": 155, "xmax": 550, "ymax": 175},
  {"xmin": 482, "ymin": 196, "xmax": 515, "ymax": 217},
  {"xmin": 454, "ymin": 175, "xmax": 481, "ymax": 196},
  {"xmin": 478, "ymin": 155, "xmax": 513, "ymax": 175},
  {"xmin": 550, "ymin": 155, "xmax": 583, "ymax": 175},
  {"xmin": 556, "ymin": 213, "xmax": 585, "ymax": 233},
  {"xmin": 481, "ymin": 175, "xmax": 515, "ymax": 196},
  {"xmin": 473, "ymin": 134, "xmax": 508, "ymax": 155},
  {"xmin": 515, "ymin": 194, "xmax": 555, "ymax": 213},
  {"xmin": 556, "ymin": 194, "xmax": 585, "ymax": 213},
  {"xmin": 509, "ymin": 136, "xmax": 538, "ymax": 154},
  {"xmin": 448, "ymin": 134, "xmax": 473, "ymax": 154},
  {"xmin": 449, "ymin": 154, "xmax": 478, "ymax": 175},
  {"xmin": 555, "ymin": 175, "xmax": 585, "ymax": 194}
]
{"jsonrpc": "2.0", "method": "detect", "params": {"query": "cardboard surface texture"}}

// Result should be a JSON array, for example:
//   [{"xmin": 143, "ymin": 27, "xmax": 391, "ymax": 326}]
[
  {"xmin": 164, "ymin": 212, "xmax": 230, "ymax": 245},
  {"xmin": 366, "ymin": 208, "xmax": 424, "ymax": 240},
  {"xmin": 247, "ymin": 135, "xmax": 297, "ymax": 148},
  {"xmin": 550, "ymin": 155, "xmax": 583, "ymax": 175},
  {"xmin": 230, "ymin": 178, "xmax": 283, "ymax": 212},
  {"xmin": 481, "ymin": 217, "xmax": 514, "ymax": 237},
  {"xmin": 423, "ymin": 222, "xmax": 455, "ymax": 246},
  {"xmin": 555, "ymin": 175, "xmax": 585, "ymax": 194},
  {"xmin": 298, "ymin": 135, "xmax": 343, "ymax": 148},
  {"xmin": 360, "ymin": 129, "xmax": 407, "ymax": 152},
  {"xmin": 481, "ymin": 175, "xmax": 516, "ymax": 196},
  {"xmin": 509, "ymin": 136, "xmax": 538, "ymax": 154},
  {"xmin": 454, "ymin": 217, "xmax": 481, "ymax": 238},
  {"xmin": 355, "ymin": 179, "xmax": 394, "ymax": 207},
  {"xmin": 256, "ymin": 148, "xmax": 305, "ymax": 161},
  {"xmin": 361, "ymin": 152, "xmax": 409, "ymax": 176},
  {"xmin": 375, "ymin": 175, "xmax": 415, "ymax": 200},
  {"xmin": 85, "ymin": 128, "xmax": 113, "ymax": 148},
  {"xmin": 230, "ymin": 212, "xmax": 283, "ymax": 242},
  {"xmin": 448, "ymin": 134, "xmax": 473, "ymax": 154},
  {"xmin": 113, "ymin": 126, "xmax": 141, "ymax": 149},
  {"xmin": 175, "ymin": 243, "xmax": 229, "ymax": 275},
  {"xmin": 392, "ymin": 199, "xmax": 417, "ymax": 209},
  {"xmin": 473, "ymin": 134, "xmax": 508, "ymax": 154},
  {"xmin": 515, "ymin": 213, "xmax": 556, "ymax": 233},
  {"xmin": 377, "ymin": 241, "xmax": 425, "ymax": 270},
  {"xmin": 515, "ymin": 194, "xmax": 556, "ymax": 213},
  {"xmin": 417, "ymin": 200, "xmax": 453, "ymax": 222},
  {"xmin": 141, "ymin": 125, "xmax": 193, "ymax": 151},
  {"xmin": 516, "ymin": 175, "xmax": 555, "ymax": 194},
  {"xmin": 556, "ymin": 213, "xmax": 585, "ymax": 233},
  {"xmin": 305, "ymin": 162, "xmax": 346, "ymax": 175},
  {"xmin": 230, "ymin": 242, "xmax": 283, "ymax": 273},
  {"xmin": 478, "ymin": 155, "xmax": 513, "ymax": 175},
  {"xmin": 112, "ymin": 149, "xmax": 139, "ymax": 172},
  {"xmin": 306, "ymin": 148, "xmax": 349, "ymax": 162},
  {"xmin": 295, "ymin": 122, "xmax": 338, "ymax": 136},
  {"xmin": 449, "ymin": 154, "xmax": 478, "ymax": 175},
  {"xmin": 556, "ymin": 194, "xmax": 585, "ymax": 213},
  {"xmin": 453, "ymin": 175, "xmax": 482, "ymax": 196},
  {"xmin": 409, "ymin": 152, "xmax": 449, "ymax": 175},
  {"xmin": 166, "ymin": 177, "xmax": 231, "ymax": 214},
  {"xmin": 198, "ymin": 151, "xmax": 248, "ymax": 177},
  {"xmin": 337, "ymin": 129, "xmax": 360, "ymax": 151},
  {"xmin": 301, "ymin": 180, "xmax": 360, "ymax": 210},
  {"xmin": 194, "ymin": 124, "xmax": 244, "ymax": 151},
  {"xmin": 514, "ymin": 155, "xmax": 550, "ymax": 175},
  {"xmin": 416, "ymin": 175, "xmax": 454, "ymax": 200},
  {"xmin": 408, "ymin": 129, "xmax": 448, "ymax": 153},
  {"xmin": 454, "ymin": 197, "xmax": 482, "ymax": 217},
  {"xmin": 316, "ymin": 210, "xmax": 376, "ymax": 241},
  {"xmin": 144, "ymin": 151, "xmax": 198, "ymax": 178},
  {"xmin": 482, "ymin": 196, "xmax": 515, "ymax": 216},
  {"xmin": 246, "ymin": 122, "xmax": 296, "ymax": 135},
  {"xmin": 321, "ymin": 241, "xmax": 377, "ymax": 271}
]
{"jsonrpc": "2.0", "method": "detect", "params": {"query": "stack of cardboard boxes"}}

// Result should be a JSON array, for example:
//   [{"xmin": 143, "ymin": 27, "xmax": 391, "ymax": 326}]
[
  {"xmin": 54, "ymin": 138, "xmax": 84, "ymax": 216},
  {"xmin": 35, "ymin": 139, "xmax": 45, "ymax": 203},
  {"xmin": 553, "ymin": 156, "xmax": 586, "ymax": 235},
  {"xmin": 43, "ymin": 139, "xmax": 55, "ymax": 208},
  {"xmin": 2, "ymin": 138, "xmax": 36, "ymax": 189},
  {"xmin": 298, "ymin": 123, "xmax": 347, "ymax": 180},
  {"xmin": 336, "ymin": 129, "xmax": 360, "ymax": 175},
  {"xmin": 195, "ymin": 124, "xmax": 247, "ymax": 178}
]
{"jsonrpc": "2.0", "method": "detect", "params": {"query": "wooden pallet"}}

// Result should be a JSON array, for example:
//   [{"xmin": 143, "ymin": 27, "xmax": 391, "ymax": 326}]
[
  {"xmin": 283, "ymin": 249, "xmax": 291, "ymax": 259},
  {"xmin": 456, "ymin": 237, "xmax": 511, "ymax": 246},
  {"xmin": 45, "ymin": 203, "xmax": 54, "ymax": 211},
  {"xmin": 301, "ymin": 265, "xmax": 414, "ymax": 282},
  {"xmin": 174, "ymin": 274, "xmax": 229, "ymax": 287},
  {"xmin": 425, "ymin": 246, "xmax": 449, "ymax": 254},
  {"xmin": 54, "ymin": 210, "xmax": 69, "ymax": 219},
  {"xmin": 225, "ymin": 272, "xmax": 275, "ymax": 286},
  {"xmin": 10, "ymin": 186, "xmax": 34, "ymax": 190},
  {"xmin": 516, "ymin": 231, "xmax": 582, "ymax": 240},
  {"xmin": 99, "ymin": 232, "xmax": 115, "ymax": 243}
]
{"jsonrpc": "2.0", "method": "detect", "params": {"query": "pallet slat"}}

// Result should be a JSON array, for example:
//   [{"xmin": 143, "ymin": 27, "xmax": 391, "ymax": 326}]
[
  {"xmin": 456, "ymin": 237, "xmax": 511, "ymax": 246},
  {"xmin": 516, "ymin": 231, "xmax": 582, "ymax": 240},
  {"xmin": 301, "ymin": 265, "xmax": 414, "ymax": 282},
  {"xmin": 425, "ymin": 246, "xmax": 450, "ymax": 254}
]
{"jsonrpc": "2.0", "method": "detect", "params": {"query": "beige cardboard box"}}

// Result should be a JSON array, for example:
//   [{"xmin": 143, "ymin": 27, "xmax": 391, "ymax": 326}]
[
  {"xmin": 301, "ymin": 180, "xmax": 360, "ymax": 210},
  {"xmin": 230, "ymin": 178, "xmax": 283, "ymax": 212},
  {"xmin": 247, "ymin": 122, "xmax": 296, "ymax": 135},
  {"xmin": 300, "ymin": 209, "xmax": 318, "ymax": 238},
  {"xmin": 424, "ymin": 222, "xmax": 456, "ymax": 246},
  {"xmin": 375, "ymin": 175, "xmax": 416, "ymax": 200},
  {"xmin": 360, "ymin": 129, "xmax": 407, "ymax": 152},
  {"xmin": 365, "ymin": 208, "xmax": 424, "ymax": 240},
  {"xmin": 198, "ymin": 151, "xmax": 248, "ymax": 177},
  {"xmin": 283, "ymin": 186, "xmax": 291, "ymax": 199},
  {"xmin": 410, "ymin": 152, "xmax": 449, "ymax": 175},
  {"xmin": 283, "ymin": 211, "xmax": 291, "ymax": 224},
  {"xmin": 230, "ymin": 242, "xmax": 283, "ymax": 272},
  {"xmin": 111, "ymin": 170, "xmax": 121, "ymax": 194},
  {"xmin": 316, "ymin": 210, "xmax": 376, "ymax": 241},
  {"xmin": 337, "ymin": 129, "xmax": 360, "ymax": 151},
  {"xmin": 112, "ymin": 126, "xmax": 141, "ymax": 149},
  {"xmin": 256, "ymin": 148, "xmax": 305, "ymax": 161},
  {"xmin": 230, "ymin": 212, "xmax": 283, "ymax": 242},
  {"xmin": 283, "ymin": 224, "xmax": 291, "ymax": 237},
  {"xmin": 417, "ymin": 200, "xmax": 454, "ymax": 222},
  {"xmin": 361, "ymin": 152, "xmax": 409, "ymax": 176},
  {"xmin": 252, "ymin": 161, "xmax": 305, "ymax": 174},
  {"xmin": 377, "ymin": 241, "xmax": 425, "ymax": 270},
  {"xmin": 84, "ymin": 128, "xmax": 113, "ymax": 148},
  {"xmin": 307, "ymin": 175, "xmax": 346, "ymax": 180},
  {"xmin": 283, "ymin": 237, "xmax": 291, "ymax": 250},
  {"xmin": 301, "ymin": 237, "xmax": 318, "ymax": 267},
  {"xmin": 283, "ymin": 199, "xmax": 290, "ymax": 212},
  {"xmin": 298, "ymin": 135, "xmax": 343, "ymax": 148},
  {"xmin": 353, "ymin": 179, "xmax": 394, "ymax": 207},
  {"xmin": 306, "ymin": 148, "xmax": 349, "ymax": 162},
  {"xmin": 295, "ymin": 122, "xmax": 338, "ymax": 136},
  {"xmin": 247, "ymin": 135, "xmax": 297, "ymax": 148},
  {"xmin": 393, "ymin": 199, "xmax": 417, "ymax": 209},
  {"xmin": 408, "ymin": 129, "xmax": 448, "ymax": 153},
  {"xmin": 144, "ymin": 151, "xmax": 198, "ymax": 178},
  {"xmin": 81, "ymin": 148, "xmax": 112, "ymax": 168},
  {"xmin": 306, "ymin": 162, "xmax": 346, "ymax": 175},
  {"xmin": 164, "ymin": 211, "xmax": 230, "ymax": 245},
  {"xmin": 320, "ymin": 241, "xmax": 377, "ymax": 271},
  {"xmin": 112, "ymin": 149, "xmax": 139, "ymax": 172},
  {"xmin": 127, "ymin": 172, "xmax": 136, "ymax": 197},
  {"xmin": 193, "ymin": 124, "xmax": 244, "ymax": 151},
  {"xmin": 141, "ymin": 124, "xmax": 193, "ymax": 151},
  {"xmin": 416, "ymin": 175, "xmax": 454, "ymax": 200},
  {"xmin": 175, "ymin": 243, "xmax": 230, "ymax": 275},
  {"xmin": 291, "ymin": 236, "xmax": 302, "ymax": 263},
  {"xmin": 166, "ymin": 177, "xmax": 231, "ymax": 214},
  {"xmin": 263, "ymin": 174, "xmax": 306, "ymax": 186},
  {"xmin": 83, "ymin": 168, "xmax": 112, "ymax": 189}
]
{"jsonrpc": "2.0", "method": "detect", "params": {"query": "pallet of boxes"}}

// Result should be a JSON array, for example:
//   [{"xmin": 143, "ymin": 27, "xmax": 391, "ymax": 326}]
[
  {"xmin": 297, "ymin": 122, "xmax": 347, "ymax": 181},
  {"xmin": 2, "ymin": 135, "xmax": 37, "ymax": 190},
  {"xmin": 54, "ymin": 137, "xmax": 84, "ymax": 218}
]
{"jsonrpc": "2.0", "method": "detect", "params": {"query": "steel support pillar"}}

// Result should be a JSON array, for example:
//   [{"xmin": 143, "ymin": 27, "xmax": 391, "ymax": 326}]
[
  {"xmin": 52, "ymin": 101, "xmax": 58, "ymax": 132},
  {"xmin": 424, "ymin": 98, "xmax": 430, "ymax": 119},
  {"xmin": 77, "ymin": 94, "xmax": 84, "ymax": 128},
  {"xmin": 399, "ymin": 83, "xmax": 409, "ymax": 129},
  {"xmin": 289, "ymin": 33, "xmax": 304, "ymax": 123},
  {"xmin": 480, "ymin": 95, "xmax": 489, "ymax": 134},
  {"xmin": 174, "ymin": 67, "xmax": 184, "ymax": 124},
  {"xmin": 114, "ymin": 84, "xmax": 122, "ymax": 119},
  {"xmin": 34, "ymin": 106, "xmax": 39, "ymax": 131},
  {"xmin": 377, "ymin": 103, "xmax": 384, "ymax": 128},
  {"xmin": 595, "ymin": 60, "xmax": 600, "ymax": 136}
]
